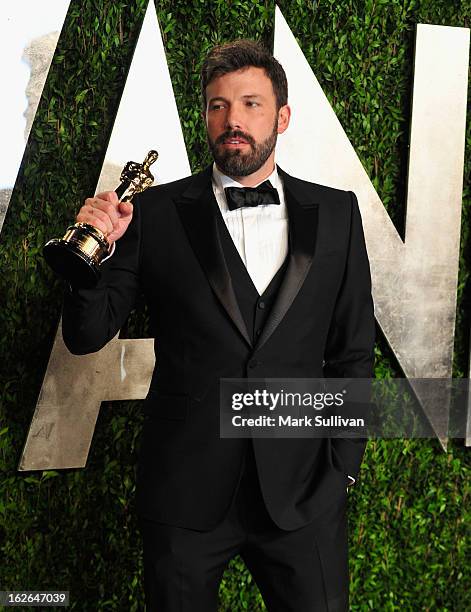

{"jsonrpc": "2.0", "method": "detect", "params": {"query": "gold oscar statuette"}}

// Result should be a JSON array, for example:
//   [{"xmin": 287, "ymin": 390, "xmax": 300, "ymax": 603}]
[{"xmin": 43, "ymin": 150, "xmax": 158, "ymax": 288}]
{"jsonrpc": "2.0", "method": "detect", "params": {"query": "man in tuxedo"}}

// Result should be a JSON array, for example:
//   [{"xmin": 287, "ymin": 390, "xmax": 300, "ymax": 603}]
[{"xmin": 62, "ymin": 39, "xmax": 375, "ymax": 612}]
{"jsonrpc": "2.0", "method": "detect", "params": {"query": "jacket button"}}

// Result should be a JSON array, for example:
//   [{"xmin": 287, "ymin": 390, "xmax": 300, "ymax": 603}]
[
  {"xmin": 258, "ymin": 301, "xmax": 265, "ymax": 309},
  {"xmin": 248, "ymin": 359, "xmax": 259, "ymax": 369}
]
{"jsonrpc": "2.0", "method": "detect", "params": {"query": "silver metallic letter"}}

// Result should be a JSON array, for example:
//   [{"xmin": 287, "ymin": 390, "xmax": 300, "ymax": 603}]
[{"xmin": 275, "ymin": 12, "xmax": 469, "ymax": 448}]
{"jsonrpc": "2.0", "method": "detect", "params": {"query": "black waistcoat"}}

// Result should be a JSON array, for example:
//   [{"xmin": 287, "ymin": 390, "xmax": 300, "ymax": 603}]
[{"xmin": 216, "ymin": 213, "xmax": 289, "ymax": 345}]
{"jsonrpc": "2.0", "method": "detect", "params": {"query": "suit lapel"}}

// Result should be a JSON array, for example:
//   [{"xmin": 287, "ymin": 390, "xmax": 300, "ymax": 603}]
[
  {"xmin": 173, "ymin": 166, "xmax": 252, "ymax": 347},
  {"xmin": 254, "ymin": 167, "xmax": 319, "ymax": 352}
]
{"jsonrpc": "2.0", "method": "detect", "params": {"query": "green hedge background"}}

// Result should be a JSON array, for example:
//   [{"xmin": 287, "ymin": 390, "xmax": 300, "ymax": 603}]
[{"xmin": 1, "ymin": 0, "xmax": 470, "ymax": 610}]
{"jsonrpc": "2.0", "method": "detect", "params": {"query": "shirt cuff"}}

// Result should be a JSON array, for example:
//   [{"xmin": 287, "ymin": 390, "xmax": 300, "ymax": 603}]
[
  {"xmin": 347, "ymin": 475, "xmax": 356, "ymax": 487},
  {"xmin": 101, "ymin": 241, "xmax": 115, "ymax": 262}
]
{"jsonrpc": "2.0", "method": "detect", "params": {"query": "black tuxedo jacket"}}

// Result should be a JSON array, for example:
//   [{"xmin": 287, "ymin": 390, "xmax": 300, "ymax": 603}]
[{"xmin": 62, "ymin": 164, "xmax": 375, "ymax": 531}]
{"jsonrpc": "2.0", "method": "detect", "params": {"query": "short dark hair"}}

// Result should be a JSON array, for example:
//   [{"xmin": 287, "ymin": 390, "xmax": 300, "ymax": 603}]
[{"xmin": 201, "ymin": 39, "xmax": 288, "ymax": 110}]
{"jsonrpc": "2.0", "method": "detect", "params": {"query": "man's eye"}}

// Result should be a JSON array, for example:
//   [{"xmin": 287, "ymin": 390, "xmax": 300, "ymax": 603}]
[
  {"xmin": 210, "ymin": 104, "xmax": 224, "ymax": 111},
  {"xmin": 246, "ymin": 101, "xmax": 259, "ymax": 107}
]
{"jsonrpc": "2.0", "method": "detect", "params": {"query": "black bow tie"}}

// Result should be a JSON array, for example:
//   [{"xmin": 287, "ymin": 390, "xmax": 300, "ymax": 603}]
[{"xmin": 224, "ymin": 180, "xmax": 280, "ymax": 211}]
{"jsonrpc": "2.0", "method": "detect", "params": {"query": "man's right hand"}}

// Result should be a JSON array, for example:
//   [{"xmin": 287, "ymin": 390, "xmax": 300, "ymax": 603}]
[{"xmin": 77, "ymin": 191, "xmax": 134, "ymax": 244}]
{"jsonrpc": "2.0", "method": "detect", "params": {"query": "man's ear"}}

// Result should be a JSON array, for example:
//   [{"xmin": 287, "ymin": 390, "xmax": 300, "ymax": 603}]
[{"xmin": 277, "ymin": 104, "xmax": 291, "ymax": 134}]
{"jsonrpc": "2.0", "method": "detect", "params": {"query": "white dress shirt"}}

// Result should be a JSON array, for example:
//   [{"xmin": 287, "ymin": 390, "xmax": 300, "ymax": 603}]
[{"xmin": 212, "ymin": 163, "xmax": 288, "ymax": 295}]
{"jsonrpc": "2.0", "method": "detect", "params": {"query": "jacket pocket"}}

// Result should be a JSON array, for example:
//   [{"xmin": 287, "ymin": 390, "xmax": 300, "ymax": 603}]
[{"xmin": 143, "ymin": 390, "xmax": 189, "ymax": 420}]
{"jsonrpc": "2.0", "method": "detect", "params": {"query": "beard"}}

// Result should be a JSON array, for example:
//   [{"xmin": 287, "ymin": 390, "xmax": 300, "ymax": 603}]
[{"xmin": 207, "ymin": 119, "xmax": 278, "ymax": 177}]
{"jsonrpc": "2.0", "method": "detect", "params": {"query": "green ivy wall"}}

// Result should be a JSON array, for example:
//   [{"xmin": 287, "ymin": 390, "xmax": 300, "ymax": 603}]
[{"xmin": 0, "ymin": 1, "xmax": 470, "ymax": 610}]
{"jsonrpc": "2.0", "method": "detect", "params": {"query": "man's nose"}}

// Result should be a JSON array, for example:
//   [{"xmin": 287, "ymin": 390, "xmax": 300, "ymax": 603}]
[{"xmin": 225, "ymin": 105, "xmax": 243, "ymax": 130}]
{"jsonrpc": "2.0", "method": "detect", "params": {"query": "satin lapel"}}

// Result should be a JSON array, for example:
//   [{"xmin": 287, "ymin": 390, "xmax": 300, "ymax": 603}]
[
  {"xmin": 254, "ymin": 168, "xmax": 319, "ymax": 352},
  {"xmin": 173, "ymin": 167, "xmax": 252, "ymax": 348}
]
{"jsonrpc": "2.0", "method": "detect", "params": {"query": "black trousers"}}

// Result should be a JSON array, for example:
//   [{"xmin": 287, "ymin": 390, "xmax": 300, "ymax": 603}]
[{"xmin": 138, "ymin": 443, "xmax": 349, "ymax": 612}]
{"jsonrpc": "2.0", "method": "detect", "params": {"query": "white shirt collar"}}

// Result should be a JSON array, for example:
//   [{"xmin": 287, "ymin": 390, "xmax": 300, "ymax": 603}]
[{"xmin": 212, "ymin": 162, "xmax": 281, "ymax": 193}]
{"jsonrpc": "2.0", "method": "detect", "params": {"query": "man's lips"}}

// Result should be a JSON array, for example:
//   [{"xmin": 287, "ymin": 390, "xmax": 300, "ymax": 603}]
[
  {"xmin": 215, "ymin": 132, "xmax": 253, "ymax": 148},
  {"xmin": 221, "ymin": 138, "xmax": 250, "ymax": 148},
  {"xmin": 224, "ymin": 137, "xmax": 248, "ymax": 143}
]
